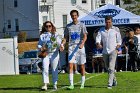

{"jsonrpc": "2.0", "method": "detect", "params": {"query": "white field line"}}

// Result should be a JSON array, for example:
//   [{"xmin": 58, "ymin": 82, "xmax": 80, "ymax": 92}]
[{"xmin": 47, "ymin": 74, "xmax": 102, "ymax": 93}]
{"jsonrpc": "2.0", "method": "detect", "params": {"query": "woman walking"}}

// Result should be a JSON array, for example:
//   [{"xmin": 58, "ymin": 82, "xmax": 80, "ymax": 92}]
[{"xmin": 38, "ymin": 21, "xmax": 61, "ymax": 90}]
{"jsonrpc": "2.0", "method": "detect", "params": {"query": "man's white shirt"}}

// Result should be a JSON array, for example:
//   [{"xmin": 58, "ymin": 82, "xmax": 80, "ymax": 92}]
[
  {"xmin": 135, "ymin": 34, "xmax": 140, "ymax": 50},
  {"xmin": 135, "ymin": 34, "xmax": 140, "ymax": 44},
  {"xmin": 96, "ymin": 26, "xmax": 122, "ymax": 54}
]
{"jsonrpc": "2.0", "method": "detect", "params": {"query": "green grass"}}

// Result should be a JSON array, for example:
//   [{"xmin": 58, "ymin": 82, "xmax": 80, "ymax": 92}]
[{"xmin": 0, "ymin": 72, "xmax": 140, "ymax": 93}]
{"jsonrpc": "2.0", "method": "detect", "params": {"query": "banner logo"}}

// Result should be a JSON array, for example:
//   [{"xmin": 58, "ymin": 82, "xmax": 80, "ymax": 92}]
[{"xmin": 94, "ymin": 9, "xmax": 120, "ymax": 18}]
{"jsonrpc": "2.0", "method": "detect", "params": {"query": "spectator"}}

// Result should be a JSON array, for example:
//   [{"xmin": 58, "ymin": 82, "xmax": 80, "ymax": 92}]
[
  {"xmin": 125, "ymin": 30, "xmax": 138, "ymax": 72},
  {"xmin": 92, "ymin": 48, "xmax": 104, "ymax": 73},
  {"xmin": 116, "ymin": 31, "xmax": 129, "ymax": 72},
  {"xmin": 116, "ymin": 47, "xmax": 126, "ymax": 72},
  {"xmin": 134, "ymin": 27, "xmax": 140, "ymax": 70},
  {"xmin": 122, "ymin": 31, "xmax": 129, "ymax": 51}
]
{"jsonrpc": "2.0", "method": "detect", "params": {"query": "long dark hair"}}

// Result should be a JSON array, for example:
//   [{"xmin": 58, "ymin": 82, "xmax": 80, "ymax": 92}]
[{"xmin": 40, "ymin": 21, "xmax": 56, "ymax": 35}]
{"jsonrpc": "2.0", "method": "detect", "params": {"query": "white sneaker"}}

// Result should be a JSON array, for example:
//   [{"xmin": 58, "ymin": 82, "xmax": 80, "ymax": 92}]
[
  {"xmin": 41, "ymin": 85, "xmax": 47, "ymax": 91},
  {"xmin": 53, "ymin": 85, "xmax": 57, "ymax": 90},
  {"xmin": 75, "ymin": 71, "xmax": 80, "ymax": 74},
  {"xmin": 102, "ymin": 69, "xmax": 104, "ymax": 73},
  {"xmin": 61, "ymin": 70, "xmax": 65, "ymax": 73},
  {"xmin": 92, "ymin": 69, "xmax": 95, "ymax": 73},
  {"xmin": 85, "ymin": 71, "xmax": 89, "ymax": 74}
]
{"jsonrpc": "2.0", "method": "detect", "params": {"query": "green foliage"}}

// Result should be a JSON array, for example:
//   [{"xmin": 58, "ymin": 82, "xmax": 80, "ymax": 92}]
[
  {"xmin": 124, "ymin": 0, "xmax": 140, "ymax": 15},
  {"xmin": 50, "ymin": 37, "xmax": 56, "ymax": 42},
  {"xmin": 123, "ymin": 0, "xmax": 133, "ymax": 4},
  {"xmin": 125, "ymin": 5, "xmax": 140, "ymax": 15},
  {"xmin": 18, "ymin": 31, "xmax": 27, "ymax": 43},
  {"xmin": 3, "ymin": 34, "xmax": 12, "ymax": 38}
]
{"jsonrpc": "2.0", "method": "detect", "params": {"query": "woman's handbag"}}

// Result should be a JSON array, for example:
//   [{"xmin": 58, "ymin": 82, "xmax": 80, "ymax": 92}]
[
  {"xmin": 38, "ymin": 44, "xmax": 48, "ymax": 58},
  {"xmin": 38, "ymin": 50, "xmax": 48, "ymax": 58}
]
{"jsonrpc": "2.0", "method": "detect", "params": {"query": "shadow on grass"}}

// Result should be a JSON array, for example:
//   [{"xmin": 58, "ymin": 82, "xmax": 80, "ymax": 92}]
[
  {"xmin": 58, "ymin": 84, "xmax": 69, "ymax": 87},
  {"xmin": 0, "ymin": 85, "xmax": 107, "ymax": 91},
  {"xmin": 61, "ymin": 85, "xmax": 107, "ymax": 90},
  {"xmin": 84, "ymin": 85, "xmax": 107, "ymax": 88},
  {"xmin": 0, "ymin": 87, "xmax": 40, "ymax": 91},
  {"xmin": 58, "ymin": 84, "xmax": 107, "ymax": 88}
]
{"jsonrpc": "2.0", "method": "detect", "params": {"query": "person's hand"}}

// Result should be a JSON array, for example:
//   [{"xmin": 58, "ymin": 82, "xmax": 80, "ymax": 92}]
[
  {"xmin": 59, "ymin": 44, "xmax": 64, "ymax": 51},
  {"xmin": 125, "ymin": 46, "xmax": 128, "ymax": 52},
  {"xmin": 129, "ymin": 39, "xmax": 134, "ymax": 44},
  {"xmin": 41, "ymin": 45, "xmax": 47, "ymax": 52},
  {"xmin": 79, "ymin": 43, "xmax": 84, "ymax": 49},
  {"xmin": 79, "ymin": 40, "xmax": 85, "ymax": 49},
  {"xmin": 96, "ymin": 43, "xmax": 102, "ymax": 49},
  {"xmin": 116, "ymin": 45, "xmax": 120, "ymax": 49}
]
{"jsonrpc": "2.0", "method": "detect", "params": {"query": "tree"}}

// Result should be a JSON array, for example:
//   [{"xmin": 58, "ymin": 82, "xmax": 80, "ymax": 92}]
[
  {"xmin": 123, "ymin": 0, "xmax": 133, "ymax": 4},
  {"xmin": 123, "ymin": 0, "xmax": 140, "ymax": 15},
  {"xmin": 18, "ymin": 31, "xmax": 27, "ymax": 43}
]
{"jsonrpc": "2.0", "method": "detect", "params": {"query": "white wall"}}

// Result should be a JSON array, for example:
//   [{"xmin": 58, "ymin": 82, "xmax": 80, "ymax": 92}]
[
  {"xmin": 107, "ymin": 0, "xmax": 115, "ymax": 5},
  {"xmin": 0, "ymin": 0, "xmax": 39, "ymax": 39},
  {"xmin": 0, "ymin": 36, "xmax": 19, "ymax": 75},
  {"xmin": 53, "ymin": 0, "xmax": 92, "ymax": 35}
]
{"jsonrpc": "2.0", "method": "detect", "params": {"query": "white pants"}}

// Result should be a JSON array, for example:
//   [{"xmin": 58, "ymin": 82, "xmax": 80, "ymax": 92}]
[
  {"xmin": 103, "ymin": 50, "xmax": 117, "ymax": 86},
  {"xmin": 42, "ymin": 50, "xmax": 59, "ymax": 85}
]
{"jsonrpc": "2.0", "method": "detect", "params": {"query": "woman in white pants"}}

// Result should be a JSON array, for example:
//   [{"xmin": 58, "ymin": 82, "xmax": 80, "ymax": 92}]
[{"xmin": 38, "ymin": 21, "xmax": 61, "ymax": 90}]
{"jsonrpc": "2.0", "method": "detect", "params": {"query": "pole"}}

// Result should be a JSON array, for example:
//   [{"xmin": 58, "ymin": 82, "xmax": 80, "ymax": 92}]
[
  {"xmin": 91, "ymin": 0, "xmax": 93, "ymax": 11},
  {"xmin": 3, "ymin": 0, "xmax": 6, "ymax": 33},
  {"xmin": 126, "ymin": 49, "xmax": 128, "ymax": 71}
]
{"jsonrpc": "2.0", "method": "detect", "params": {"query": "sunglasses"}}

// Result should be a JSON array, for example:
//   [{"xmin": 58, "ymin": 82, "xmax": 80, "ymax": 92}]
[{"xmin": 45, "ymin": 25, "xmax": 52, "ymax": 28}]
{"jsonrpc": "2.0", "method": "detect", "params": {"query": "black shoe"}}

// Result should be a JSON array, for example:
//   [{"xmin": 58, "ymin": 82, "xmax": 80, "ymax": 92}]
[
  {"xmin": 112, "ymin": 80, "xmax": 117, "ymax": 86},
  {"xmin": 132, "ymin": 69, "xmax": 138, "ymax": 72}
]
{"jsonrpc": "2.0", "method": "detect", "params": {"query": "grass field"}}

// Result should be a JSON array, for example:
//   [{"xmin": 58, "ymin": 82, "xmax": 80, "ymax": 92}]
[{"xmin": 0, "ymin": 72, "xmax": 140, "ymax": 93}]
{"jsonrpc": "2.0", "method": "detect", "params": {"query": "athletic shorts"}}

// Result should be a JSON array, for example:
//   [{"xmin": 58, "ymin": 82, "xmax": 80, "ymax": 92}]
[{"xmin": 68, "ymin": 44, "xmax": 86, "ymax": 65}]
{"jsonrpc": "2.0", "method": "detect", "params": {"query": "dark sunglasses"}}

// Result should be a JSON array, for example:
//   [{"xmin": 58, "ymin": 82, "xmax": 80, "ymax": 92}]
[{"xmin": 45, "ymin": 25, "xmax": 52, "ymax": 28}]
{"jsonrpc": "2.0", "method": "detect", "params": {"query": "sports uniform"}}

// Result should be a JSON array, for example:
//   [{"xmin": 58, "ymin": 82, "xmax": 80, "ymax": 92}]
[
  {"xmin": 64, "ymin": 22, "xmax": 88, "ymax": 89},
  {"xmin": 64, "ymin": 22, "xmax": 87, "ymax": 64}
]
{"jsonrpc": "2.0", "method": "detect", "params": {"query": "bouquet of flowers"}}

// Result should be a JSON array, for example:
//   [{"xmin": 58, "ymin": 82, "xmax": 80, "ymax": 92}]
[{"xmin": 46, "ymin": 35, "xmax": 58, "ymax": 52}]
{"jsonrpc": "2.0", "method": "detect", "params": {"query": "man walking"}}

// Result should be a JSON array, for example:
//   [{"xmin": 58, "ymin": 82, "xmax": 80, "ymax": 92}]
[
  {"xmin": 60, "ymin": 10, "xmax": 87, "ymax": 89},
  {"xmin": 96, "ymin": 16, "xmax": 122, "ymax": 89}
]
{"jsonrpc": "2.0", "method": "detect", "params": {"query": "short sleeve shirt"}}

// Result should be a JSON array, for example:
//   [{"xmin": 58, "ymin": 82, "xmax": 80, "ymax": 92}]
[{"xmin": 64, "ymin": 22, "xmax": 87, "ymax": 46}]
